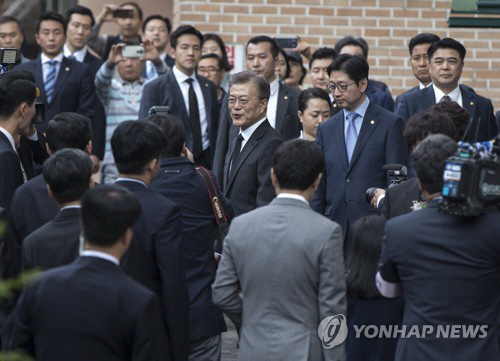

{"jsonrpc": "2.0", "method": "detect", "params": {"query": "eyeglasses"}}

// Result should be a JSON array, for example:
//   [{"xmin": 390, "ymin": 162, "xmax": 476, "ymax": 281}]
[
  {"xmin": 228, "ymin": 97, "xmax": 262, "ymax": 106},
  {"xmin": 197, "ymin": 66, "xmax": 220, "ymax": 74},
  {"xmin": 327, "ymin": 81, "xmax": 356, "ymax": 92}
]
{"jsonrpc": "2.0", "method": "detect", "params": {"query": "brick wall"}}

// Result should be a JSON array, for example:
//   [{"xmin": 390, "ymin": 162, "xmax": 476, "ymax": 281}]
[{"xmin": 173, "ymin": 0, "xmax": 500, "ymax": 111}]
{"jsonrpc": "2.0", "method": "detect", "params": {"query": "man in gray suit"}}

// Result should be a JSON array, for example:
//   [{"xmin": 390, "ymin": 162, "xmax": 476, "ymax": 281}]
[{"xmin": 213, "ymin": 139, "xmax": 346, "ymax": 361}]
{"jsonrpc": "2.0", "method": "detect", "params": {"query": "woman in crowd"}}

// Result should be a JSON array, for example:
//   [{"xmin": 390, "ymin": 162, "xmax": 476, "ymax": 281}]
[
  {"xmin": 276, "ymin": 47, "xmax": 290, "ymax": 83},
  {"xmin": 345, "ymin": 215, "xmax": 403, "ymax": 361},
  {"xmin": 297, "ymin": 87, "xmax": 331, "ymax": 141}
]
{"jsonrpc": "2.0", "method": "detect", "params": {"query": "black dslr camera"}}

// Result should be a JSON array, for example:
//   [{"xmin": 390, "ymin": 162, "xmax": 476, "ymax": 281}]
[
  {"xmin": 439, "ymin": 140, "xmax": 500, "ymax": 216},
  {"xmin": 366, "ymin": 164, "xmax": 408, "ymax": 204}
]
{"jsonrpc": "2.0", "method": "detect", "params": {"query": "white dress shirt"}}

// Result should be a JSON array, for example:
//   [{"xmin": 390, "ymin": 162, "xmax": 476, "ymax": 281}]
[
  {"xmin": 172, "ymin": 66, "xmax": 209, "ymax": 150},
  {"xmin": 115, "ymin": 177, "xmax": 147, "ymax": 187},
  {"xmin": 81, "ymin": 250, "xmax": 120, "ymax": 266},
  {"xmin": 419, "ymin": 82, "xmax": 432, "ymax": 90},
  {"xmin": 266, "ymin": 77, "xmax": 280, "ymax": 129},
  {"xmin": 238, "ymin": 116, "xmax": 267, "ymax": 151},
  {"xmin": 277, "ymin": 192, "xmax": 309, "ymax": 205},
  {"xmin": 63, "ymin": 44, "xmax": 87, "ymax": 63},
  {"xmin": 433, "ymin": 84, "xmax": 463, "ymax": 107},
  {"xmin": 41, "ymin": 52, "xmax": 64, "ymax": 83}
]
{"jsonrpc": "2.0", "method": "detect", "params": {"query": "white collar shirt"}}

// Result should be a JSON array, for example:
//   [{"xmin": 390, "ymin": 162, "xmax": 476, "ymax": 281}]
[
  {"xmin": 80, "ymin": 250, "xmax": 120, "ymax": 266},
  {"xmin": 63, "ymin": 44, "xmax": 87, "ymax": 63},
  {"xmin": 266, "ymin": 77, "xmax": 280, "ymax": 129},
  {"xmin": 433, "ymin": 84, "xmax": 462, "ymax": 107},
  {"xmin": 239, "ymin": 116, "xmax": 267, "ymax": 150}
]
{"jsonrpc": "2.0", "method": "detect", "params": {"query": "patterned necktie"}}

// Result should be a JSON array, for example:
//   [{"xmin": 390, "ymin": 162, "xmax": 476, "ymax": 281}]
[
  {"xmin": 147, "ymin": 62, "xmax": 157, "ymax": 79},
  {"xmin": 441, "ymin": 94, "xmax": 452, "ymax": 103},
  {"xmin": 185, "ymin": 78, "xmax": 202, "ymax": 158},
  {"xmin": 44, "ymin": 60, "xmax": 57, "ymax": 104},
  {"xmin": 230, "ymin": 133, "xmax": 244, "ymax": 174},
  {"xmin": 346, "ymin": 112, "xmax": 360, "ymax": 163}
]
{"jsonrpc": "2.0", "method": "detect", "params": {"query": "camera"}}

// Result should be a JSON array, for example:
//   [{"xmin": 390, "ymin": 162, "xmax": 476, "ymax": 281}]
[
  {"xmin": 0, "ymin": 48, "xmax": 19, "ymax": 73},
  {"xmin": 439, "ymin": 140, "xmax": 500, "ymax": 217},
  {"xmin": 366, "ymin": 164, "xmax": 408, "ymax": 204}
]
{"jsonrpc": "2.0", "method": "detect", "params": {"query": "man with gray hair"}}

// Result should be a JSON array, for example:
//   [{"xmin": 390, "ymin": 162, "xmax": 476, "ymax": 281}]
[{"xmin": 222, "ymin": 71, "xmax": 282, "ymax": 216}]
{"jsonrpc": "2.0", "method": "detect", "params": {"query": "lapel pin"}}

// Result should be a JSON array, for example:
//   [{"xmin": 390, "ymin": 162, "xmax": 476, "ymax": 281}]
[
  {"xmin": 370, "ymin": 120, "xmax": 375, "ymax": 125},
  {"xmin": 470, "ymin": 101, "xmax": 474, "ymax": 106},
  {"xmin": 284, "ymin": 95, "xmax": 288, "ymax": 100},
  {"xmin": 333, "ymin": 103, "xmax": 337, "ymax": 107},
  {"xmin": 204, "ymin": 83, "xmax": 208, "ymax": 87},
  {"xmin": 65, "ymin": 67, "xmax": 70, "ymax": 72}
]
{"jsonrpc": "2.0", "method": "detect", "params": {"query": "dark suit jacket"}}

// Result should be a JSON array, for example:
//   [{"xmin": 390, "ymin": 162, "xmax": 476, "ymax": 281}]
[
  {"xmin": 366, "ymin": 79, "xmax": 395, "ymax": 112},
  {"xmin": 22, "ymin": 207, "xmax": 81, "ymax": 271},
  {"xmin": 223, "ymin": 120, "xmax": 283, "ymax": 216},
  {"xmin": 14, "ymin": 56, "xmax": 95, "ymax": 133},
  {"xmin": 138, "ymin": 72, "xmax": 219, "ymax": 161},
  {"xmin": 17, "ymin": 133, "xmax": 50, "ymax": 180},
  {"xmin": 115, "ymin": 180, "xmax": 189, "ymax": 361},
  {"xmin": 151, "ymin": 157, "xmax": 232, "ymax": 341},
  {"xmin": 394, "ymin": 85, "xmax": 419, "ymax": 110},
  {"xmin": 10, "ymin": 256, "xmax": 170, "ymax": 361},
  {"xmin": 395, "ymin": 84, "xmax": 498, "ymax": 141},
  {"xmin": 0, "ymin": 132, "xmax": 23, "ymax": 212},
  {"xmin": 311, "ymin": 101, "xmax": 408, "ymax": 238},
  {"xmin": 212, "ymin": 82, "xmax": 301, "ymax": 182},
  {"xmin": 379, "ymin": 199, "xmax": 500, "ymax": 361},
  {"xmin": 83, "ymin": 51, "xmax": 106, "ymax": 159},
  {"xmin": 380, "ymin": 178, "xmax": 421, "ymax": 220},
  {"xmin": 10, "ymin": 174, "xmax": 59, "ymax": 243}
]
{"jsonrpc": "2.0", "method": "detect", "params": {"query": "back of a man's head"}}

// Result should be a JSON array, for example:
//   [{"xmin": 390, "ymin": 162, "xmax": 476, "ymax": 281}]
[
  {"xmin": 42, "ymin": 148, "xmax": 93, "ymax": 205},
  {"xmin": 46, "ymin": 112, "xmax": 93, "ymax": 153},
  {"xmin": 0, "ymin": 71, "xmax": 36, "ymax": 119},
  {"xmin": 412, "ymin": 134, "xmax": 458, "ymax": 195},
  {"xmin": 111, "ymin": 120, "xmax": 167, "ymax": 175},
  {"xmin": 144, "ymin": 114, "xmax": 185, "ymax": 158},
  {"xmin": 272, "ymin": 139, "xmax": 323, "ymax": 191},
  {"xmin": 81, "ymin": 185, "xmax": 141, "ymax": 247}
]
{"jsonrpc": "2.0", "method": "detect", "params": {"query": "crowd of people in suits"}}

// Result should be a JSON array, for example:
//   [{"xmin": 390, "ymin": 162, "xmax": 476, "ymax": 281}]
[{"xmin": 0, "ymin": 2, "xmax": 499, "ymax": 361}]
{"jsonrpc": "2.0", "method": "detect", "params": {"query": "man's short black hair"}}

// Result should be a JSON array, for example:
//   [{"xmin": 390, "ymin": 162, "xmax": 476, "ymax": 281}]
[
  {"xmin": 144, "ymin": 114, "xmax": 185, "ymax": 158},
  {"xmin": 298, "ymin": 87, "xmax": 331, "ymax": 113},
  {"xmin": 46, "ymin": 112, "xmax": 93, "ymax": 153},
  {"xmin": 65, "ymin": 5, "xmax": 95, "ymax": 27},
  {"xmin": 431, "ymin": 99, "xmax": 470, "ymax": 140},
  {"xmin": 120, "ymin": 2, "xmax": 143, "ymax": 20},
  {"xmin": 327, "ymin": 53, "xmax": 369, "ymax": 83},
  {"xmin": 309, "ymin": 47, "xmax": 337, "ymax": 69},
  {"xmin": 247, "ymin": 35, "xmax": 279, "ymax": 58},
  {"xmin": 81, "ymin": 185, "xmax": 141, "ymax": 247},
  {"xmin": 111, "ymin": 120, "xmax": 167, "ymax": 175},
  {"xmin": 170, "ymin": 25, "xmax": 203, "ymax": 49},
  {"xmin": 408, "ymin": 33, "xmax": 440, "ymax": 55},
  {"xmin": 335, "ymin": 36, "xmax": 368, "ymax": 58},
  {"xmin": 200, "ymin": 53, "xmax": 225, "ymax": 72},
  {"xmin": 0, "ymin": 71, "xmax": 36, "ymax": 118},
  {"xmin": 272, "ymin": 139, "xmax": 323, "ymax": 191},
  {"xmin": 427, "ymin": 37, "xmax": 466, "ymax": 61},
  {"xmin": 404, "ymin": 110, "xmax": 459, "ymax": 149},
  {"xmin": 203, "ymin": 33, "xmax": 232, "ymax": 71},
  {"xmin": 36, "ymin": 12, "xmax": 66, "ymax": 34},
  {"xmin": 0, "ymin": 15, "xmax": 24, "ymax": 36},
  {"xmin": 142, "ymin": 14, "xmax": 171, "ymax": 34},
  {"xmin": 412, "ymin": 134, "xmax": 458, "ymax": 194},
  {"xmin": 42, "ymin": 148, "xmax": 92, "ymax": 204}
]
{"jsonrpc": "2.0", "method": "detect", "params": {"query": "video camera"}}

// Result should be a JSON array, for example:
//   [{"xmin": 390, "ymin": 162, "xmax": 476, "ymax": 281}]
[
  {"xmin": 439, "ymin": 139, "xmax": 500, "ymax": 216},
  {"xmin": 366, "ymin": 164, "xmax": 408, "ymax": 204}
]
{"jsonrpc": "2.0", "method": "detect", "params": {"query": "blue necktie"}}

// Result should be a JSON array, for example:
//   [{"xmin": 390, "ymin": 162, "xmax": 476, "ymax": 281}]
[
  {"xmin": 45, "ymin": 60, "xmax": 57, "ymax": 104},
  {"xmin": 68, "ymin": 54, "xmax": 76, "ymax": 61},
  {"xmin": 346, "ymin": 112, "xmax": 360, "ymax": 163},
  {"xmin": 147, "ymin": 62, "xmax": 157, "ymax": 79}
]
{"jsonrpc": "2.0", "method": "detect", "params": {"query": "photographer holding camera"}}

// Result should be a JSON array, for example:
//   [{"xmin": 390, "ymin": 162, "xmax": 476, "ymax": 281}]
[
  {"xmin": 95, "ymin": 39, "xmax": 167, "ymax": 184},
  {"xmin": 371, "ymin": 100, "xmax": 469, "ymax": 218},
  {"xmin": 377, "ymin": 133, "xmax": 500, "ymax": 361}
]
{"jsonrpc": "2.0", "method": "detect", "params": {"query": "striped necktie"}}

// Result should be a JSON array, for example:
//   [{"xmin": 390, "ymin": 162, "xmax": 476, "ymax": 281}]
[{"xmin": 44, "ymin": 60, "xmax": 57, "ymax": 104}]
